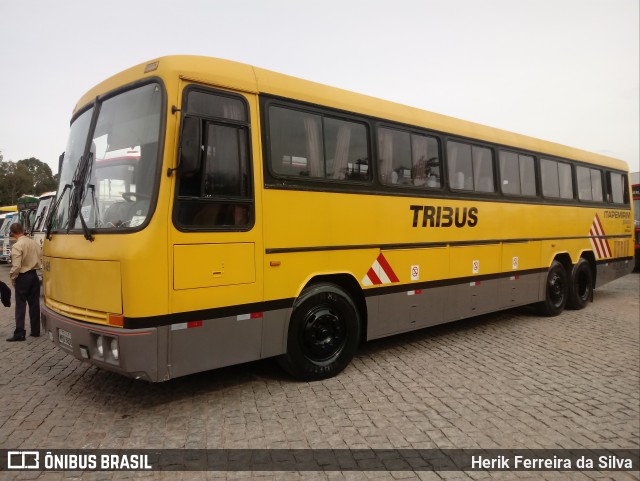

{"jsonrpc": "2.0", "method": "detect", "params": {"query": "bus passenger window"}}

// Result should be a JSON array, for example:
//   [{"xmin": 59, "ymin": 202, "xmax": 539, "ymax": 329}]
[
  {"xmin": 379, "ymin": 127, "xmax": 441, "ymax": 188},
  {"xmin": 541, "ymin": 158, "xmax": 560, "ymax": 198},
  {"xmin": 412, "ymin": 135, "xmax": 441, "ymax": 188},
  {"xmin": 558, "ymin": 162, "xmax": 573, "ymax": 199},
  {"xmin": 520, "ymin": 156, "xmax": 537, "ymax": 196},
  {"xmin": 577, "ymin": 166, "xmax": 603, "ymax": 202},
  {"xmin": 447, "ymin": 141, "xmax": 494, "ymax": 192},
  {"xmin": 324, "ymin": 117, "xmax": 369, "ymax": 181},
  {"xmin": 379, "ymin": 128, "xmax": 411, "ymax": 185},
  {"xmin": 590, "ymin": 169, "xmax": 603, "ymax": 201},
  {"xmin": 608, "ymin": 172, "xmax": 628, "ymax": 204},
  {"xmin": 541, "ymin": 158, "xmax": 573, "ymax": 199},
  {"xmin": 473, "ymin": 146, "xmax": 494, "ymax": 192},
  {"xmin": 268, "ymin": 106, "xmax": 370, "ymax": 182},
  {"xmin": 269, "ymin": 108, "xmax": 322, "ymax": 177},
  {"xmin": 499, "ymin": 151, "xmax": 536, "ymax": 197}
]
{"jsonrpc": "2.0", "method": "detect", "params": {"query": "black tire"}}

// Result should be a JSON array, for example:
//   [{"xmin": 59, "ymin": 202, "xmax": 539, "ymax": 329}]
[
  {"xmin": 537, "ymin": 260, "xmax": 568, "ymax": 316},
  {"xmin": 567, "ymin": 258, "xmax": 593, "ymax": 310},
  {"xmin": 278, "ymin": 283, "xmax": 361, "ymax": 381}
]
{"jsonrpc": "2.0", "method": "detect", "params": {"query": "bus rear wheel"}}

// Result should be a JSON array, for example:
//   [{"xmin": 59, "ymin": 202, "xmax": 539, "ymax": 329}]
[
  {"xmin": 567, "ymin": 258, "xmax": 593, "ymax": 310},
  {"xmin": 278, "ymin": 283, "xmax": 361, "ymax": 381},
  {"xmin": 537, "ymin": 260, "xmax": 568, "ymax": 316}
]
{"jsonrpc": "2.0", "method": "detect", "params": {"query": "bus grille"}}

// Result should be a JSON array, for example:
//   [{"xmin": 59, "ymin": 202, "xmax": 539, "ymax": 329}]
[
  {"xmin": 612, "ymin": 239, "xmax": 630, "ymax": 259},
  {"xmin": 46, "ymin": 298, "xmax": 110, "ymax": 325}
]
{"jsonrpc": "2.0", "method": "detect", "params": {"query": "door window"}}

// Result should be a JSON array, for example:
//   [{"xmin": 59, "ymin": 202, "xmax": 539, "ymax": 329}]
[{"xmin": 174, "ymin": 88, "xmax": 253, "ymax": 230}]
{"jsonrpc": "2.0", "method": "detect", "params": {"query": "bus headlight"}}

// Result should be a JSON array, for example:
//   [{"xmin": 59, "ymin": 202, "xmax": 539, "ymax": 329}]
[
  {"xmin": 96, "ymin": 335, "xmax": 106, "ymax": 357},
  {"xmin": 110, "ymin": 338, "xmax": 119, "ymax": 361}
]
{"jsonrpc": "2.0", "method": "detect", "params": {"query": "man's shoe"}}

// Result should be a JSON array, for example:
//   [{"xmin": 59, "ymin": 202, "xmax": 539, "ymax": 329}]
[
  {"xmin": 6, "ymin": 336, "xmax": 26, "ymax": 342},
  {"xmin": 30, "ymin": 333, "xmax": 40, "ymax": 337}
]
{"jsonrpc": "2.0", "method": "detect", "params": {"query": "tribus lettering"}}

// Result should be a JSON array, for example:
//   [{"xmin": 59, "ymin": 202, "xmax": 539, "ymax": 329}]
[{"xmin": 410, "ymin": 205, "xmax": 478, "ymax": 228}]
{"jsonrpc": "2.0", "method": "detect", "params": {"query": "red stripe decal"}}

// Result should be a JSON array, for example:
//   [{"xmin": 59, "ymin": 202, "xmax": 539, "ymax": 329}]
[
  {"xmin": 590, "ymin": 227, "xmax": 603, "ymax": 258},
  {"xmin": 376, "ymin": 253, "xmax": 399, "ymax": 283},
  {"xmin": 366, "ymin": 267, "xmax": 382, "ymax": 285}
]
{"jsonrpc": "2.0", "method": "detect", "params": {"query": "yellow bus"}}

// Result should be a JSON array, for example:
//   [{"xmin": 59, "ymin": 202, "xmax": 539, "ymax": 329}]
[
  {"xmin": 0, "ymin": 205, "xmax": 17, "ymax": 215},
  {"xmin": 41, "ymin": 56, "xmax": 634, "ymax": 382}
]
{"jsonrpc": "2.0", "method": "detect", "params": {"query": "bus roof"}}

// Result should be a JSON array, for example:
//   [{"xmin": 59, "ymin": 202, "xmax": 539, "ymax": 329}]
[{"xmin": 74, "ymin": 55, "xmax": 629, "ymax": 172}]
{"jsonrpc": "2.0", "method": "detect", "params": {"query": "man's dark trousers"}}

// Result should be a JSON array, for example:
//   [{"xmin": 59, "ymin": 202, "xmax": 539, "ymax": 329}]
[{"xmin": 14, "ymin": 270, "xmax": 40, "ymax": 338}]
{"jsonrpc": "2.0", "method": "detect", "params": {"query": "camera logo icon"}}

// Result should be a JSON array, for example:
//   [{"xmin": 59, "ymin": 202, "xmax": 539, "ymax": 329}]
[{"xmin": 7, "ymin": 451, "xmax": 40, "ymax": 469}]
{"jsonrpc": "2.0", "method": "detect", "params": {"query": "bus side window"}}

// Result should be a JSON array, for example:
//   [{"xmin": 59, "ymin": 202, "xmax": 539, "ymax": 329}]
[
  {"xmin": 447, "ymin": 140, "xmax": 494, "ymax": 192},
  {"xmin": 499, "ymin": 150, "xmax": 536, "ymax": 197},
  {"xmin": 577, "ymin": 166, "xmax": 604, "ymax": 202},
  {"xmin": 379, "ymin": 128, "xmax": 411, "ymax": 185},
  {"xmin": 541, "ymin": 158, "xmax": 573, "ymax": 200},
  {"xmin": 379, "ymin": 127, "xmax": 441, "ymax": 188},
  {"xmin": 607, "ymin": 171, "xmax": 629, "ymax": 204},
  {"xmin": 268, "ymin": 105, "xmax": 370, "ymax": 182}
]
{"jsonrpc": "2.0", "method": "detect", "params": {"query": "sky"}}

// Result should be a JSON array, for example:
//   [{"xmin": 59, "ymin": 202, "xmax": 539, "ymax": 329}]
[{"xmin": 1, "ymin": 0, "xmax": 638, "ymax": 175}]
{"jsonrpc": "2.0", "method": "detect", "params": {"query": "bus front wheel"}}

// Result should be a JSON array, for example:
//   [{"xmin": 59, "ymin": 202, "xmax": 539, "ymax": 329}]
[
  {"xmin": 278, "ymin": 283, "xmax": 361, "ymax": 381},
  {"xmin": 566, "ymin": 258, "xmax": 593, "ymax": 310},
  {"xmin": 537, "ymin": 260, "xmax": 568, "ymax": 316}
]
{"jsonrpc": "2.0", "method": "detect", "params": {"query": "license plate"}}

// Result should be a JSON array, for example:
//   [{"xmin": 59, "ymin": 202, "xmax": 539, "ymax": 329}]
[{"xmin": 58, "ymin": 329, "xmax": 72, "ymax": 349}]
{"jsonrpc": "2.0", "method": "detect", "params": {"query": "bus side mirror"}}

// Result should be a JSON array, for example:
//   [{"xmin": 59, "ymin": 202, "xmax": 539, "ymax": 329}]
[{"xmin": 179, "ymin": 116, "xmax": 201, "ymax": 176}]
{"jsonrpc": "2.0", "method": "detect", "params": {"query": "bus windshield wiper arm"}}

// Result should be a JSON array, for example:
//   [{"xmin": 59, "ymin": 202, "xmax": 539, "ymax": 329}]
[
  {"xmin": 67, "ymin": 151, "xmax": 94, "ymax": 241},
  {"xmin": 45, "ymin": 183, "xmax": 71, "ymax": 240}
]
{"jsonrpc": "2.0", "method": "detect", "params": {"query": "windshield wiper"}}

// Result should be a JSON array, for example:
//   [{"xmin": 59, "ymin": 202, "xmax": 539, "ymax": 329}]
[
  {"xmin": 45, "ymin": 183, "xmax": 71, "ymax": 240},
  {"xmin": 67, "ymin": 151, "xmax": 94, "ymax": 241}
]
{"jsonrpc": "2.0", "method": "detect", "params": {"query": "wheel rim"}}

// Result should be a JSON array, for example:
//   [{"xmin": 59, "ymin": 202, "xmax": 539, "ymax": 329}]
[
  {"xmin": 549, "ymin": 272, "xmax": 565, "ymax": 307},
  {"xmin": 301, "ymin": 305, "xmax": 346, "ymax": 363}
]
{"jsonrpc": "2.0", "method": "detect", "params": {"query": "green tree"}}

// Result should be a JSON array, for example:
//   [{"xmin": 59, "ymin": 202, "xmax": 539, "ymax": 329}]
[
  {"xmin": 0, "ymin": 157, "xmax": 57, "ymax": 205},
  {"xmin": 0, "ymin": 161, "xmax": 31, "ymax": 204},
  {"xmin": 17, "ymin": 157, "xmax": 57, "ymax": 194}
]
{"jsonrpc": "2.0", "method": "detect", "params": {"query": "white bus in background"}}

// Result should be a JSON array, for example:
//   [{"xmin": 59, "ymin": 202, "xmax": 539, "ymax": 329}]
[
  {"xmin": 32, "ymin": 191, "xmax": 56, "ymax": 256},
  {"xmin": 0, "ymin": 213, "xmax": 11, "ymax": 261},
  {"xmin": 0, "ymin": 213, "xmax": 8, "ymax": 234},
  {"xmin": 0, "ymin": 212, "xmax": 18, "ymax": 263}
]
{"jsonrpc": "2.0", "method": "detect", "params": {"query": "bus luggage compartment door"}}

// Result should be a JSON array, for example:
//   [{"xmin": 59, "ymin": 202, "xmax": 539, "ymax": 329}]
[{"xmin": 173, "ymin": 243, "xmax": 255, "ymax": 289}]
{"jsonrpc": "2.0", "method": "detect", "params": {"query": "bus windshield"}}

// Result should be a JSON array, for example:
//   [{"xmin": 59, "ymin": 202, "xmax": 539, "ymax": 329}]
[
  {"xmin": 53, "ymin": 82, "xmax": 163, "ymax": 232},
  {"xmin": 32, "ymin": 195, "xmax": 55, "ymax": 233}
]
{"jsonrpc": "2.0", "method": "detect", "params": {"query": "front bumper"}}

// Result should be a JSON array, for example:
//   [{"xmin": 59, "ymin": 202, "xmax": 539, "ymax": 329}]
[{"xmin": 41, "ymin": 303, "xmax": 160, "ymax": 382}]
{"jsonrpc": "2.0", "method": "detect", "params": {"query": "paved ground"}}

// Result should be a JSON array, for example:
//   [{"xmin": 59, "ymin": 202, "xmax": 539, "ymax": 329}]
[{"xmin": 0, "ymin": 263, "xmax": 638, "ymax": 480}]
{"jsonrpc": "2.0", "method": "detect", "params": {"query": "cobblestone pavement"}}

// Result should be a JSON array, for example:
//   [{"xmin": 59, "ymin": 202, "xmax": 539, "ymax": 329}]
[{"xmin": 0, "ymin": 264, "xmax": 638, "ymax": 480}]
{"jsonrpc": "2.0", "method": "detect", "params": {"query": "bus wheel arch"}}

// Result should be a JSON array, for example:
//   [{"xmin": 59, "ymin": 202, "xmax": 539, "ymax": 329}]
[
  {"xmin": 278, "ymin": 275, "xmax": 364, "ymax": 381},
  {"xmin": 580, "ymin": 250, "xmax": 598, "ymax": 287},
  {"xmin": 567, "ymin": 254, "xmax": 595, "ymax": 310}
]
